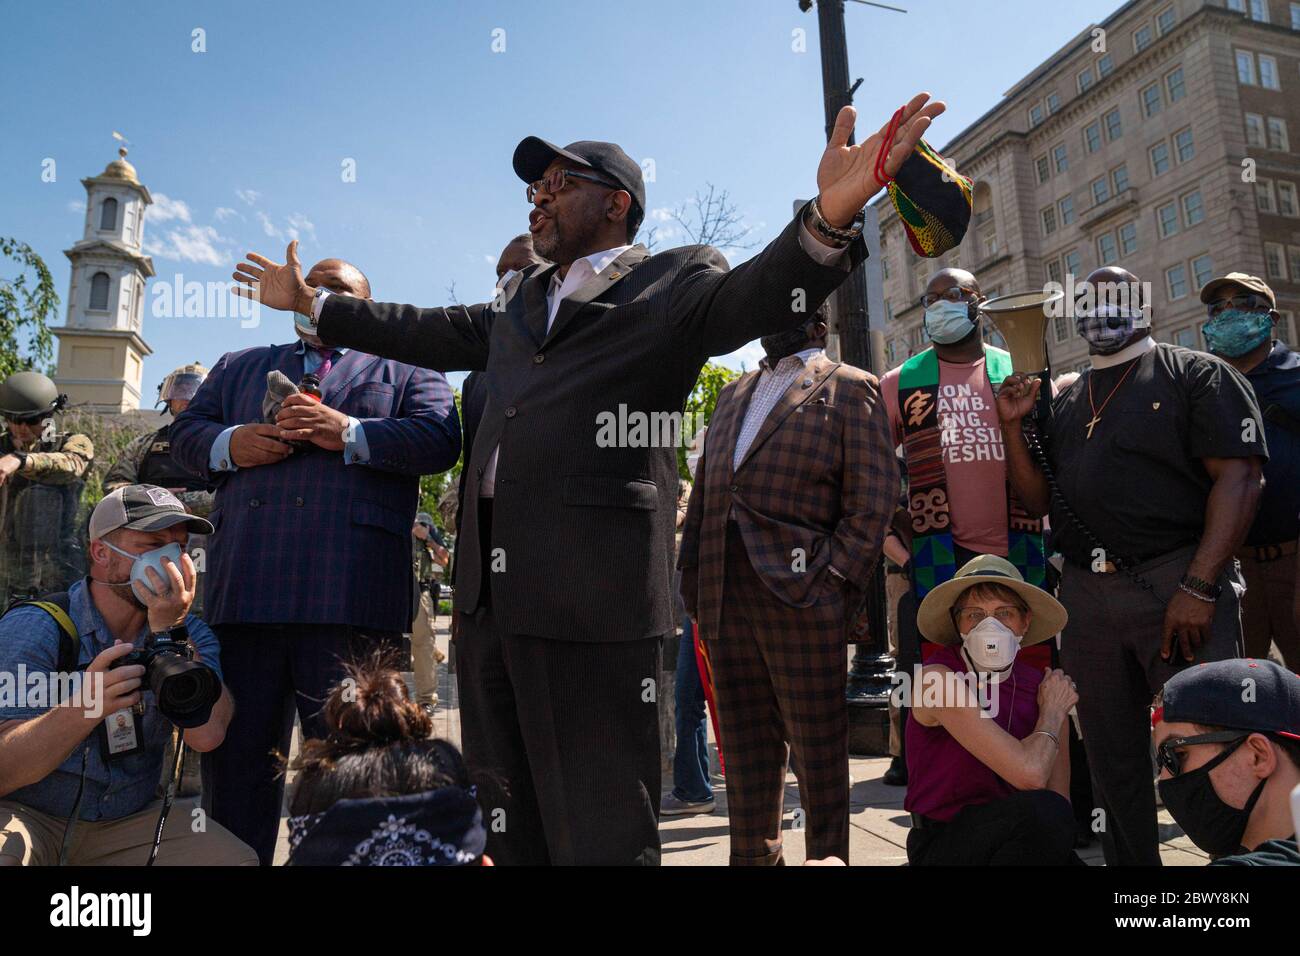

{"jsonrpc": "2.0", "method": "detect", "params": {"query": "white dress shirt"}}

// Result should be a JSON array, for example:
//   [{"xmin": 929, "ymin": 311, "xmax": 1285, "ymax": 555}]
[{"xmin": 733, "ymin": 347, "xmax": 824, "ymax": 469}]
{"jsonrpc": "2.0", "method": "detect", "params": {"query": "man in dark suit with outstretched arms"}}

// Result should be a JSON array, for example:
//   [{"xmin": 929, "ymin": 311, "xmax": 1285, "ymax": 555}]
[{"xmin": 230, "ymin": 95, "xmax": 945, "ymax": 865}]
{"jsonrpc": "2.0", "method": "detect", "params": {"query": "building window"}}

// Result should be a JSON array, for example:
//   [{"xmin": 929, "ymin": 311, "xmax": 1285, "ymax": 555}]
[
  {"xmin": 1098, "ymin": 233, "xmax": 1119, "ymax": 266},
  {"xmin": 1289, "ymin": 246, "xmax": 1300, "ymax": 281},
  {"xmin": 1052, "ymin": 143, "xmax": 1069, "ymax": 173},
  {"xmin": 1084, "ymin": 122, "xmax": 1102, "ymax": 153},
  {"xmin": 1078, "ymin": 67, "xmax": 1095, "ymax": 94},
  {"xmin": 89, "ymin": 271, "xmax": 111, "ymax": 310},
  {"xmin": 1098, "ymin": 54, "xmax": 1114, "ymax": 79},
  {"xmin": 1141, "ymin": 83, "xmax": 1163, "ymax": 117},
  {"xmin": 1237, "ymin": 50, "xmax": 1257, "ymax": 86},
  {"xmin": 1029, "ymin": 103, "xmax": 1045, "ymax": 127},
  {"xmin": 1174, "ymin": 327, "xmax": 1196, "ymax": 347},
  {"xmin": 1182, "ymin": 190, "xmax": 1205, "ymax": 226},
  {"xmin": 1157, "ymin": 6, "xmax": 1176, "ymax": 34},
  {"xmin": 1291, "ymin": 2, "xmax": 1300, "ymax": 29},
  {"xmin": 1278, "ymin": 181, "xmax": 1299, "ymax": 216},
  {"xmin": 1267, "ymin": 116, "xmax": 1290, "ymax": 150},
  {"xmin": 1036, "ymin": 155, "xmax": 1051, "ymax": 184},
  {"xmin": 1092, "ymin": 176, "xmax": 1111, "ymax": 205},
  {"xmin": 1157, "ymin": 201, "xmax": 1181, "ymax": 238},
  {"xmin": 1227, "ymin": 0, "xmax": 1246, "ymax": 12},
  {"xmin": 1174, "ymin": 127, "xmax": 1195, "ymax": 163},
  {"xmin": 1249, "ymin": 0, "xmax": 1270, "ymax": 22},
  {"xmin": 1150, "ymin": 141, "xmax": 1171, "ymax": 176},
  {"xmin": 1059, "ymin": 196, "xmax": 1075, "ymax": 225},
  {"xmin": 1047, "ymin": 92, "xmax": 1061, "ymax": 114},
  {"xmin": 1165, "ymin": 67, "xmax": 1186, "ymax": 103},
  {"xmin": 1041, "ymin": 206, "xmax": 1058, "ymax": 235},
  {"xmin": 1258, "ymin": 178, "xmax": 1277, "ymax": 213},
  {"xmin": 98, "ymin": 197, "xmax": 118, "ymax": 231},
  {"xmin": 1053, "ymin": 313, "xmax": 1071, "ymax": 343},
  {"xmin": 1047, "ymin": 259, "xmax": 1063, "ymax": 285},
  {"xmin": 1113, "ymin": 164, "xmax": 1130, "ymax": 193},
  {"xmin": 1245, "ymin": 112, "xmax": 1266, "ymax": 147},
  {"xmin": 1119, "ymin": 220, "xmax": 1138, "ymax": 255},
  {"xmin": 1105, "ymin": 107, "xmax": 1123, "ymax": 140},
  {"xmin": 1259, "ymin": 54, "xmax": 1280, "ymax": 90},
  {"xmin": 1265, "ymin": 241, "xmax": 1288, "ymax": 280},
  {"xmin": 1064, "ymin": 249, "xmax": 1082, "ymax": 277},
  {"xmin": 1134, "ymin": 25, "xmax": 1153, "ymax": 53},
  {"xmin": 1191, "ymin": 254, "xmax": 1214, "ymax": 289},
  {"xmin": 1166, "ymin": 263, "xmax": 1189, "ymax": 300}
]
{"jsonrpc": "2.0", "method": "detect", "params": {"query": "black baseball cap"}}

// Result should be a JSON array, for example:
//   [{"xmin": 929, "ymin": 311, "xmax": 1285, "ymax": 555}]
[
  {"xmin": 89, "ymin": 484, "xmax": 214, "ymax": 539},
  {"xmin": 512, "ymin": 137, "xmax": 645, "ymax": 216},
  {"xmin": 1159, "ymin": 659, "xmax": 1300, "ymax": 740}
]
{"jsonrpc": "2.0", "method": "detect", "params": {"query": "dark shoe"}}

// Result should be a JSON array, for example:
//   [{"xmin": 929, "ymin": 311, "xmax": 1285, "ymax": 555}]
[
  {"xmin": 883, "ymin": 756, "xmax": 908, "ymax": 787},
  {"xmin": 660, "ymin": 793, "xmax": 715, "ymax": 816}
]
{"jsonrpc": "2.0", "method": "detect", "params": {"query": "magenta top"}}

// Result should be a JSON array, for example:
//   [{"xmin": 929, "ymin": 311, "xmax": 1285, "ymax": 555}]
[{"xmin": 903, "ymin": 644, "xmax": 1045, "ymax": 823}]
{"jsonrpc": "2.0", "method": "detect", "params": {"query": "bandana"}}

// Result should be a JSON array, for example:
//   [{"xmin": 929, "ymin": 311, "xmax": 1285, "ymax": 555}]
[{"xmin": 286, "ymin": 787, "xmax": 485, "ymax": 866}]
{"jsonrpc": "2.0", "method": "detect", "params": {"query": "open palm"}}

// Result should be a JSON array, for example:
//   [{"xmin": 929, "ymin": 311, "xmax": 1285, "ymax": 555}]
[
  {"xmin": 817, "ymin": 93, "xmax": 946, "ymax": 227},
  {"xmin": 232, "ymin": 240, "xmax": 307, "ymax": 312}
]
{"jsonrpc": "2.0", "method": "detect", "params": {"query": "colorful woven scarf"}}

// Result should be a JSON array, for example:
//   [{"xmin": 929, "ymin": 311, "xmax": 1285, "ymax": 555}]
[{"xmin": 896, "ymin": 346, "xmax": 1046, "ymax": 596}]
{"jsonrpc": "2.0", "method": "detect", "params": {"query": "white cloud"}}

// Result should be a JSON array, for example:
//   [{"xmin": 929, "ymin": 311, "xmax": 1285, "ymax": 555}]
[
  {"xmin": 257, "ymin": 210, "xmax": 280, "ymax": 239},
  {"xmin": 150, "ymin": 192, "xmax": 193, "ymax": 224},
  {"xmin": 144, "ymin": 224, "xmax": 229, "ymax": 266},
  {"xmin": 483, "ymin": 254, "xmax": 496, "ymax": 266},
  {"xmin": 650, "ymin": 206, "xmax": 674, "ymax": 222},
  {"xmin": 67, "ymin": 200, "xmax": 85, "ymax": 214},
  {"xmin": 236, "ymin": 188, "xmax": 261, "ymax": 206},
  {"xmin": 213, "ymin": 206, "xmax": 238, "ymax": 221},
  {"xmin": 716, "ymin": 339, "xmax": 763, "ymax": 374},
  {"xmin": 285, "ymin": 213, "xmax": 316, "ymax": 243}
]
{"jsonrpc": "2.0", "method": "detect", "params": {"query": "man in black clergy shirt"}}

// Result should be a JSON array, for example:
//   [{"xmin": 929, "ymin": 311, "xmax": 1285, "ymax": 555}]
[
  {"xmin": 230, "ymin": 95, "xmax": 944, "ymax": 865},
  {"xmin": 997, "ymin": 266, "xmax": 1267, "ymax": 867}
]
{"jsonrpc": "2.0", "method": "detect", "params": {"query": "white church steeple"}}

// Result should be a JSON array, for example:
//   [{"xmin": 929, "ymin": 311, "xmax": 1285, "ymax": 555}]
[{"xmin": 53, "ymin": 146, "xmax": 155, "ymax": 411}]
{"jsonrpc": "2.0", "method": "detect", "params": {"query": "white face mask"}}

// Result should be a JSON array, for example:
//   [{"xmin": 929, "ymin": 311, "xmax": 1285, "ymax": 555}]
[{"xmin": 960, "ymin": 616, "xmax": 1023, "ymax": 674}]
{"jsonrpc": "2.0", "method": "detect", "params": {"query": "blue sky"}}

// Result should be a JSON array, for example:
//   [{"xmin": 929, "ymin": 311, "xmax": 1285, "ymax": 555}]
[{"xmin": 2, "ymin": 0, "xmax": 1123, "ymax": 396}]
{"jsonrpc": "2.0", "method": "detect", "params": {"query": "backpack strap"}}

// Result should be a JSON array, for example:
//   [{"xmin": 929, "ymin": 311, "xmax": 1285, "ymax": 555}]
[{"xmin": 5, "ymin": 592, "xmax": 78, "ymax": 672}]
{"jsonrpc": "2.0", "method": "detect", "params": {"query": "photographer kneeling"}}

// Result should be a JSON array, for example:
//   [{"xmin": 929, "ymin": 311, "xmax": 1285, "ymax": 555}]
[
  {"xmin": 0, "ymin": 485, "xmax": 254, "ymax": 865},
  {"xmin": 904, "ymin": 555, "xmax": 1079, "ymax": 865}
]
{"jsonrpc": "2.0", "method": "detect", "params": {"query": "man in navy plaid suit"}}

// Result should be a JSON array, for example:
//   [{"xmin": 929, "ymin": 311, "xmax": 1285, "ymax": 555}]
[{"xmin": 170, "ymin": 257, "xmax": 461, "ymax": 864}]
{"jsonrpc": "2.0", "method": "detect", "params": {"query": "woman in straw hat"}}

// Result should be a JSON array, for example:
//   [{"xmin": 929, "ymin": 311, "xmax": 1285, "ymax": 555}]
[{"xmin": 903, "ymin": 555, "xmax": 1081, "ymax": 865}]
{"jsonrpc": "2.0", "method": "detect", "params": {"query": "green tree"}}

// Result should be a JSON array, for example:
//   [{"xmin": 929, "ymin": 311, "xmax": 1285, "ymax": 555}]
[
  {"xmin": 679, "ymin": 361, "xmax": 740, "ymax": 480},
  {"xmin": 0, "ymin": 238, "xmax": 59, "ymax": 378},
  {"xmin": 418, "ymin": 386, "xmax": 463, "ymax": 529}
]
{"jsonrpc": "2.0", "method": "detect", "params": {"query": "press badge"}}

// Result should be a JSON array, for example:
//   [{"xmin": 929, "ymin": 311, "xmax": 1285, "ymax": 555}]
[{"xmin": 99, "ymin": 707, "xmax": 144, "ymax": 761}]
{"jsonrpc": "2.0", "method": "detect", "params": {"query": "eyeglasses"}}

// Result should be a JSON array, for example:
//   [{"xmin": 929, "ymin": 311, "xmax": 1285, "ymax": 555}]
[
  {"xmin": 951, "ymin": 605, "xmax": 1026, "ymax": 629},
  {"xmin": 1206, "ymin": 293, "xmax": 1269, "ymax": 317},
  {"xmin": 526, "ymin": 168, "xmax": 621, "ymax": 203},
  {"xmin": 1155, "ymin": 731, "xmax": 1247, "ymax": 777},
  {"xmin": 920, "ymin": 287, "xmax": 978, "ymax": 308}
]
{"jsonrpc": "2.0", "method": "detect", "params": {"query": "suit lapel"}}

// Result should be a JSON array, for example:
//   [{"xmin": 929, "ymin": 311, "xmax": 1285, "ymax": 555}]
[
  {"xmin": 521, "ymin": 264, "xmax": 559, "ymax": 347},
  {"xmin": 543, "ymin": 245, "xmax": 651, "ymax": 348},
  {"xmin": 735, "ymin": 353, "xmax": 840, "ymax": 473},
  {"xmin": 322, "ymin": 350, "xmax": 382, "ymax": 405}
]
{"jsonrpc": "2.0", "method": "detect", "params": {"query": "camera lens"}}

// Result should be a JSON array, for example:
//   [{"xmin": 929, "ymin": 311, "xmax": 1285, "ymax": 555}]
[{"xmin": 147, "ymin": 652, "xmax": 220, "ymax": 728}]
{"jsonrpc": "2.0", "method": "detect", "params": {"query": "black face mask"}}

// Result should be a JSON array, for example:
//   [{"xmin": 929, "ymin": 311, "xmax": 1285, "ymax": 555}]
[
  {"xmin": 1157, "ymin": 737, "xmax": 1268, "ymax": 856},
  {"xmin": 761, "ymin": 323, "xmax": 814, "ymax": 363}
]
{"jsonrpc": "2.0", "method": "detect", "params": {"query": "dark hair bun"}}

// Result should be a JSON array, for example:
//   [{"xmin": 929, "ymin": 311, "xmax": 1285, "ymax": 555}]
[{"xmin": 322, "ymin": 654, "xmax": 432, "ymax": 749}]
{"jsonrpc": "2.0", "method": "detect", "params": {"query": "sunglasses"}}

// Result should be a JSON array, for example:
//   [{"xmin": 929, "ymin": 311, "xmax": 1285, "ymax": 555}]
[
  {"xmin": 1155, "ymin": 731, "xmax": 1247, "ymax": 777},
  {"xmin": 526, "ymin": 168, "xmax": 621, "ymax": 203},
  {"xmin": 1206, "ymin": 293, "xmax": 1270, "ymax": 317}
]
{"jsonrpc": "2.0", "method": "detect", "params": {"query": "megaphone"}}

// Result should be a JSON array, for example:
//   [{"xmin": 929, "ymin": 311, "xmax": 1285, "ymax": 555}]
[
  {"xmin": 979, "ymin": 288, "xmax": 1064, "ymax": 427},
  {"xmin": 978, "ymin": 289, "xmax": 1064, "ymax": 375}
]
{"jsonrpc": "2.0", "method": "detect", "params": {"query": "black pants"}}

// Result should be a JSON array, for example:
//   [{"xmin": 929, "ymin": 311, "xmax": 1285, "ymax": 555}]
[
  {"xmin": 456, "ymin": 600, "xmax": 663, "ymax": 866},
  {"xmin": 201, "ymin": 623, "xmax": 401, "ymax": 865},
  {"xmin": 907, "ymin": 790, "xmax": 1077, "ymax": 865}
]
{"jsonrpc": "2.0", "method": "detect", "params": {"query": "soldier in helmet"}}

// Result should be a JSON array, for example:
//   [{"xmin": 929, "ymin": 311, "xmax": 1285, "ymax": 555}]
[
  {"xmin": 104, "ymin": 363, "xmax": 215, "ymax": 517},
  {"xmin": 0, "ymin": 371, "xmax": 95, "ymax": 602},
  {"xmin": 410, "ymin": 511, "xmax": 449, "ymax": 714}
]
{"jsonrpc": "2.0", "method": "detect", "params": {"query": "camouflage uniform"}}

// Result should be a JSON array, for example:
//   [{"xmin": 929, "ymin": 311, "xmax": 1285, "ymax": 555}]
[{"xmin": 0, "ymin": 429, "xmax": 94, "ymax": 603}]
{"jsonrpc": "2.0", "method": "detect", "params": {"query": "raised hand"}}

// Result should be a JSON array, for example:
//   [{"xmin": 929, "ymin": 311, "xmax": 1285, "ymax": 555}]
[
  {"xmin": 995, "ymin": 372, "xmax": 1042, "ymax": 425},
  {"xmin": 817, "ymin": 93, "xmax": 947, "ymax": 228},
  {"xmin": 232, "ymin": 240, "xmax": 310, "ymax": 313}
]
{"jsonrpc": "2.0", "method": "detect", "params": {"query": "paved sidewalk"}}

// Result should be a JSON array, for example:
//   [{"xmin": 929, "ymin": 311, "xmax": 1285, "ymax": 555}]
[{"xmin": 272, "ymin": 617, "xmax": 1208, "ymax": 866}]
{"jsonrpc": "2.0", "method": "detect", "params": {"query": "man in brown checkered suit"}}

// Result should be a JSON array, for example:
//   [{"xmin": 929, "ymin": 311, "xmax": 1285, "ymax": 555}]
[{"xmin": 678, "ymin": 310, "xmax": 898, "ymax": 865}]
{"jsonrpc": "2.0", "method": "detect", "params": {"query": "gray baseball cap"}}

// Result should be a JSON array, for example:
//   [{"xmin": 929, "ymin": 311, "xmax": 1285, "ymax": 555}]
[{"xmin": 89, "ymin": 484, "xmax": 213, "ymax": 540}]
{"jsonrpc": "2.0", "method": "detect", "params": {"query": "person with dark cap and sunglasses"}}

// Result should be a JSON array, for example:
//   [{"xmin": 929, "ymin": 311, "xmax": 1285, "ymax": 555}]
[
  {"xmin": 229, "ymin": 94, "xmax": 947, "ymax": 866},
  {"xmin": 1199, "ymin": 273, "xmax": 1300, "ymax": 669},
  {"xmin": 0, "ymin": 370, "xmax": 95, "ymax": 604},
  {"xmin": 1153, "ymin": 658, "xmax": 1300, "ymax": 865}
]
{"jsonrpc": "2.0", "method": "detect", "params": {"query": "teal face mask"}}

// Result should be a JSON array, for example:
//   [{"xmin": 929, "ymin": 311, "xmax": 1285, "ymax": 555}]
[
  {"xmin": 924, "ymin": 300, "xmax": 977, "ymax": 345},
  {"xmin": 1203, "ymin": 309, "xmax": 1273, "ymax": 358}
]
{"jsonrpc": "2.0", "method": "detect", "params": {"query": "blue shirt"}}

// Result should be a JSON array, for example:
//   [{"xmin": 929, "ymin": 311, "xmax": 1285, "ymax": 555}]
[
  {"xmin": 0, "ymin": 579, "xmax": 223, "ymax": 821},
  {"xmin": 208, "ymin": 342, "xmax": 371, "ymax": 472},
  {"xmin": 1245, "ymin": 341, "xmax": 1300, "ymax": 546}
]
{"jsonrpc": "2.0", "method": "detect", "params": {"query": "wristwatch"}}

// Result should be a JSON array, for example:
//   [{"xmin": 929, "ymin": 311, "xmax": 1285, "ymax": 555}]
[{"xmin": 1179, "ymin": 574, "xmax": 1222, "ymax": 601}]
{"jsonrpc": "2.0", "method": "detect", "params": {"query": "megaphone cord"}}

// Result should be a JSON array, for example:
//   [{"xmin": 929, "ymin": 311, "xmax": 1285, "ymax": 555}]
[{"xmin": 1022, "ymin": 419, "xmax": 1163, "ymax": 608}]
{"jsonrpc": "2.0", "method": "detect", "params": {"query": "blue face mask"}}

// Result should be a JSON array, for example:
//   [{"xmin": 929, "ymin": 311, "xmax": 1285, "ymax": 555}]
[
  {"xmin": 1202, "ymin": 309, "xmax": 1273, "ymax": 359},
  {"xmin": 924, "ymin": 300, "xmax": 977, "ymax": 345},
  {"xmin": 103, "ymin": 540, "xmax": 185, "ymax": 601}
]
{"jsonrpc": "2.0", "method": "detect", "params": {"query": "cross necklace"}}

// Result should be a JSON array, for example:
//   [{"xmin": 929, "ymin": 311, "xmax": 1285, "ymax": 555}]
[{"xmin": 1085, "ymin": 358, "xmax": 1140, "ymax": 439}]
